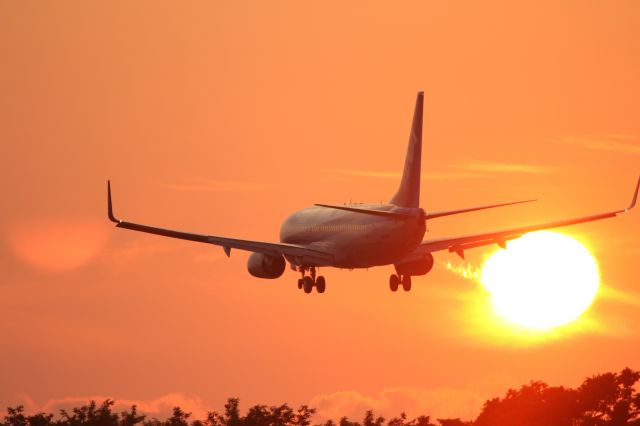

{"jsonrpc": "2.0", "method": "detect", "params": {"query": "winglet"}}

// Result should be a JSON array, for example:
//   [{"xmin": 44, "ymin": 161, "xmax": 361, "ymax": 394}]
[
  {"xmin": 107, "ymin": 180, "xmax": 120, "ymax": 223},
  {"xmin": 627, "ymin": 176, "xmax": 640, "ymax": 212}
]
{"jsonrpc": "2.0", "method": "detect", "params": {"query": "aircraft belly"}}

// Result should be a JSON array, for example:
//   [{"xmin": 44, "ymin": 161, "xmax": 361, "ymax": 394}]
[{"xmin": 331, "ymin": 239, "xmax": 414, "ymax": 268}]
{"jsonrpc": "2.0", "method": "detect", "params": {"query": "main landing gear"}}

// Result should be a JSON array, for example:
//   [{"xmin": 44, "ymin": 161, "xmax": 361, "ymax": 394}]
[
  {"xmin": 297, "ymin": 267, "xmax": 326, "ymax": 294},
  {"xmin": 389, "ymin": 274, "xmax": 412, "ymax": 292}
]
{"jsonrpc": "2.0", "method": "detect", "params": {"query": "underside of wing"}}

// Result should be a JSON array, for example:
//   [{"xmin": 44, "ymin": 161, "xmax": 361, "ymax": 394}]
[
  {"xmin": 107, "ymin": 181, "xmax": 334, "ymax": 265},
  {"xmin": 412, "ymin": 176, "xmax": 639, "ymax": 259}
]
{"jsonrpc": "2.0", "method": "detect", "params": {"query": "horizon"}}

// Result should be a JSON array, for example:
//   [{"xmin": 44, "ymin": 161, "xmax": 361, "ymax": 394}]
[{"xmin": 4, "ymin": 367, "xmax": 639, "ymax": 425}]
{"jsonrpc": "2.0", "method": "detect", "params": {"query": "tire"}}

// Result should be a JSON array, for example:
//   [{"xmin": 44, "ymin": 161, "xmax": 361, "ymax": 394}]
[
  {"xmin": 297, "ymin": 278, "xmax": 303, "ymax": 290},
  {"xmin": 316, "ymin": 276, "xmax": 326, "ymax": 293},
  {"xmin": 389, "ymin": 274, "xmax": 399, "ymax": 292},
  {"xmin": 402, "ymin": 275, "xmax": 412, "ymax": 292},
  {"xmin": 303, "ymin": 276, "xmax": 314, "ymax": 294}
]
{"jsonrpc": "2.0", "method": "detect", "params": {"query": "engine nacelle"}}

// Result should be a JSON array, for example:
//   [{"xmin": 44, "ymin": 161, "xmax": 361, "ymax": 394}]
[
  {"xmin": 247, "ymin": 253, "xmax": 286, "ymax": 279},
  {"xmin": 394, "ymin": 253, "xmax": 434, "ymax": 276}
]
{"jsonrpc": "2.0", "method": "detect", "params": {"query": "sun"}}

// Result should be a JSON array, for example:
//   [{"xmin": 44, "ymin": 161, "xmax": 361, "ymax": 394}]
[{"xmin": 480, "ymin": 231, "xmax": 599, "ymax": 330}]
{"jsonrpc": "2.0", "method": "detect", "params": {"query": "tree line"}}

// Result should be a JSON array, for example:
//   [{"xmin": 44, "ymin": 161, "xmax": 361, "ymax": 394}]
[{"xmin": 4, "ymin": 368, "xmax": 639, "ymax": 426}]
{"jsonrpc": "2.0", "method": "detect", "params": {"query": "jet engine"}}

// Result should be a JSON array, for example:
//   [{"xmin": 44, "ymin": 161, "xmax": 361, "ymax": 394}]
[
  {"xmin": 247, "ymin": 253, "xmax": 286, "ymax": 279},
  {"xmin": 394, "ymin": 253, "xmax": 434, "ymax": 276}
]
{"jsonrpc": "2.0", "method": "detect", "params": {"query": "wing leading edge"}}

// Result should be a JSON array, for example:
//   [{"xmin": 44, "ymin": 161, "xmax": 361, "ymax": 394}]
[
  {"xmin": 409, "ymin": 176, "xmax": 640, "ymax": 260},
  {"xmin": 107, "ymin": 181, "xmax": 333, "ymax": 265}
]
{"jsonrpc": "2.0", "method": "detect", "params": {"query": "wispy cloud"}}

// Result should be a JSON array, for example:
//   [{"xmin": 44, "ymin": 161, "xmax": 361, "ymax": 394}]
[
  {"xmin": 327, "ymin": 169, "xmax": 481, "ymax": 180},
  {"xmin": 560, "ymin": 135, "xmax": 640, "ymax": 155},
  {"xmin": 326, "ymin": 158, "xmax": 550, "ymax": 181},
  {"xmin": 329, "ymin": 169, "xmax": 402, "ymax": 179},
  {"xmin": 456, "ymin": 159, "xmax": 552, "ymax": 174},
  {"xmin": 14, "ymin": 383, "xmax": 511, "ymax": 423},
  {"xmin": 310, "ymin": 380, "xmax": 511, "ymax": 422},
  {"xmin": 103, "ymin": 239, "xmax": 227, "ymax": 266},
  {"xmin": 15, "ymin": 393, "xmax": 208, "ymax": 419},
  {"xmin": 161, "ymin": 179, "xmax": 271, "ymax": 192}
]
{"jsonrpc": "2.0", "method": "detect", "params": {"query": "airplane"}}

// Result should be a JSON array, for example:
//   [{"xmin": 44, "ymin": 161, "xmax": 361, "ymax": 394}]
[{"xmin": 107, "ymin": 92, "xmax": 639, "ymax": 294}]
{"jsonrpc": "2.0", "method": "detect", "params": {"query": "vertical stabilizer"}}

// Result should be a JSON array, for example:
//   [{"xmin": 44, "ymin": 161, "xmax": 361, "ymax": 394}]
[{"xmin": 389, "ymin": 91, "xmax": 423, "ymax": 208}]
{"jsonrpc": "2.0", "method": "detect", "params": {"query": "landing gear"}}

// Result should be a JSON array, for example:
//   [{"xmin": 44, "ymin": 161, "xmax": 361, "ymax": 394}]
[
  {"xmin": 389, "ymin": 274, "xmax": 399, "ymax": 292},
  {"xmin": 389, "ymin": 274, "xmax": 412, "ymax": 292},
  {"xmin": 303, "ymin": 276, "xmax": 314, "ymax": 293},
  {"xmin": 401, "ymin": 275, "xmax": 412, "ymax": 292},
  {"xmin": 298, "ymin": 267, "xmax": 326, "ymax": 294}
]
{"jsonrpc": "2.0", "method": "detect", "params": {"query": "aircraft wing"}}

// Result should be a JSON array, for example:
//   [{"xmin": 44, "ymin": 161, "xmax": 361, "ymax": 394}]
[
  {"xmin": 107, "ymin": 181, "xmax": 334, "ymax": 264},
  {"xmin": 409, "ymin": 176, "xmax": 639, "ymax": 259}
]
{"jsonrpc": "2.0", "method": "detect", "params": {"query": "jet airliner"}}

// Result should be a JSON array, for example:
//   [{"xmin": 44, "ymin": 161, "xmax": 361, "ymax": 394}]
[{"xmin": 107, "ymin": 92, "xmax": 639, "ymax": 294}]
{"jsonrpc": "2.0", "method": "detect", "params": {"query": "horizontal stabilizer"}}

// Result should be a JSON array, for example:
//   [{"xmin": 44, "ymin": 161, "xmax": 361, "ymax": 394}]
[
  {"xmin": 424, "ymin": 199, "xmax": 536, "ymax": 220},
  {"xmin": 315, "ymin": 204, "xmax": 412, "ymax": 219}
]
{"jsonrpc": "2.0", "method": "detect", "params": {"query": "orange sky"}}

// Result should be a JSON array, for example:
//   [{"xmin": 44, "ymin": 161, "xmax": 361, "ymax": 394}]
[{"xmin": 1, "ymin": 1, "xmax": 639, "ymax": 422}]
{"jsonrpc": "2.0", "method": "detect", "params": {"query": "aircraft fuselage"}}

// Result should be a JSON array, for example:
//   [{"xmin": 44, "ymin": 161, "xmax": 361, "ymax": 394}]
[{"xmin": 279, "ymin": 204, "xmax": 426, "ymax": 268}]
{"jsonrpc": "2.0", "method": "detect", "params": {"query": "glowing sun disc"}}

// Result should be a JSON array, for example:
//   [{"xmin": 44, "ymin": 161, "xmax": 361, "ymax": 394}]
[{"xmin": 480, "ymin": 231, "xmax": 599, "ymax": 329}]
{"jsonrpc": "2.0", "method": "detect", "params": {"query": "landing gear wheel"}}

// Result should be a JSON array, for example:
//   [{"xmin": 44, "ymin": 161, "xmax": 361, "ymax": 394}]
[
  {"xmin": 316, "ymin": 276, "xmax": 326, "ymax": 293},
  {"xmin": 297, "ymin": 278, "xmax": 303, "ymax": 290},
  {"xmin": 402, "ymin": 275, "xmax": 412, "ymax": 292},
  {"xmin": 303, "ymin": 276, "xmax": 314, "ymax": 294},
  {"xmin": 389, "ymin": 274, "xmax": 400, "ymax": 292}
]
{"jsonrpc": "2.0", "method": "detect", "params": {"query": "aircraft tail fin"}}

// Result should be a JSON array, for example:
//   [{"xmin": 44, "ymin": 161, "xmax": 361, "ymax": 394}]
[{"xmin": 389, "ymin": 91, "xmax": 423, "ymax": 208}]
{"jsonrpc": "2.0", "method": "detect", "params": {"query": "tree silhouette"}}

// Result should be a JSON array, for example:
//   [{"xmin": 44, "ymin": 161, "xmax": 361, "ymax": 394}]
[
  {"xmin": 4, "ymin": 406, "xmax": 28, "ymax": 426},
  {"xmin": 473, "ymin": 368, "xmax": 640, "ymax": 426},
  {"xmin": 59, "ymin": 400, "xmax": 120, "ymax": 426},
  {"xmin": 577, "ymin": 368, "xmax": 640, "ymax": 425},
  {"xmin": 387, "ymin": 412, "xmax": 408, "ymax": 426},
  {"xmin": 206, "ymin": 398, "xmax": 242, "ymax": 426},
  {"xmin": 163, "ymin": 407, "xmax": 191, "ymax": 426},
  {"xmin": 3, "ymin": 406, "xmax": 55, "ymax": 426},
  {"xmin": 203, "ymin": 399, "xmax": 314, "ymax": 426},
  {"xmin": 474, "ymin": 381, "xmax": 578, "ymax": 426},
  {"xmin": 435, "ymin": 420, "xmax": 471, "ymax": 426},
  {"xmin": 119, "ymin": 406, "xmax": 145, "ymax": 426},
  {"xmin": 3, "ymin": 368, "xmax": 639, "ymax": 426},
  {"xmin": 362, "ymin": 410, "xmax": 385, "ymax": 426},
  {"xmin": 410, "ymin": 416, "xmax": 436, "ymax": 426}
]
